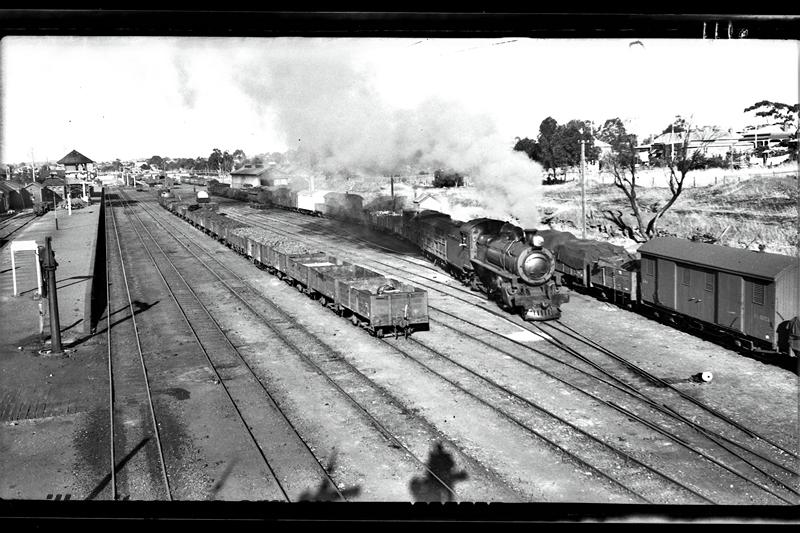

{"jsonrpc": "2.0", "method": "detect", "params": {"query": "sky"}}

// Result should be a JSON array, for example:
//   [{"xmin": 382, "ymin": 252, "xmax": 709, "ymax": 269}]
[{"xmin": 1, "ymin": 36, "xmax": 798, "ymax": 165}]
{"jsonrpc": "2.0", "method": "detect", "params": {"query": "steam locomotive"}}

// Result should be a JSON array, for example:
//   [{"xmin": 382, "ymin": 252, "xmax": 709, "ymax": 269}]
[
  {"xmin": 398, "ymin": 211, "xmax": 568, "ymax": 320},
  {"xmin": 237, "ymin": 186, "xmax": 568, "ymax": 321}
]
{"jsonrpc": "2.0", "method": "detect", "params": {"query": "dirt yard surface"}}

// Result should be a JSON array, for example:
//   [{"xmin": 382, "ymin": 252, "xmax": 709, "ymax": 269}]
[
  {"xmin": 214, "ymin": 197, "xmax": 797, "ymax": 505},
  {"xmin": 2, "ymin": 189, "xmax": 797, "ymax": 510}
]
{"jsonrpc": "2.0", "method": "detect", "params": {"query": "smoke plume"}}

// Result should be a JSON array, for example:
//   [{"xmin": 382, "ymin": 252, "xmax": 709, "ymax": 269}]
[{"xmin": 235, "ymin": 41, "xmax": 545, "ymax": 227}]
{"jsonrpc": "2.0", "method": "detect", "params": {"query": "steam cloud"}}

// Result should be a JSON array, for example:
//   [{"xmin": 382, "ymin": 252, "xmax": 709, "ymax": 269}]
[{"xmin": 234, "ymin": 41, "xmax": 545, "ymax": 227}]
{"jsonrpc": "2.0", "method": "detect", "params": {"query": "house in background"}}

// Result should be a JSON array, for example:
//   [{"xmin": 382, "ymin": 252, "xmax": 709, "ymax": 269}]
[
  {"xmin": 413, "ymin": 193, "xmax": 446, "ymax": 212},
  {"xmin": 739, "ymin": 124, "xmax": 793, "ymax": 151},
  {"xmin": 230, "ymin": 164, "xmax": 291, "ymax": 189}
]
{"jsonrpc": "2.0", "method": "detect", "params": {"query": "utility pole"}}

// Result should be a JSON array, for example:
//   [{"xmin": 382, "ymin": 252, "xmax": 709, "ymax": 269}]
[
  {"xmin": 390, "ymin": 176, "xmax": 395, "ymax": 211},
  {"xmin": 53, "ymin": 188, "xmax": 59, "ymax": 230},
  {"xmin": 42, "ymin": 236, "xmax": 63, "ymax": 355},
  {"xmin": 580, "ymin": 138, "xmax": 587, "ymax": 239},
  {"xmin": 671, "ymin": 122, "xmax": 675, "ymax": 163}
]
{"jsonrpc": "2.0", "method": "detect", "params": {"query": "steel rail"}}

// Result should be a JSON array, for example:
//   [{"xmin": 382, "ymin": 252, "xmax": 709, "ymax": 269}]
[
  {"xmin": 167, "ymin": 198, "xmax": 794, "ymax": 503},
  {"xmin": 137, "ymin": 194, "xmax": 467, "ymax": 500},
  {"xmin": 116, "ymin": 192, "xmax": 293, "ymax": 502},
  {"xmin": 107, "ymin": 193, "xmax": 172, "ymax": 500},
  {"xmin": 396, "ymin": 333, "xmax": 716, "ymax": 503},
  {"xmin": 231, "ymin": 206, "xmax": 798, "ymax": 475},
  {"xmin": 104, "ymin": 198, "xmax": 116, "ymax": 501},
  {"xmin": 124, "ymin": 192, "xmax": 347, "ymax": 501},
  {"xmin": 425, "ymin": 313, "xmax": 798, "ymax": 504},
  {"xmin": 542, "ymin": 319, "xmax": 799, "ymax": 459}
]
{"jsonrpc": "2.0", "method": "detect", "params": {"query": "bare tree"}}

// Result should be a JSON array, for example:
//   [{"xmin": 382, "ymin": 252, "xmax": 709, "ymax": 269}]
[{"xmin": 599, "ymin": 117, "xmax": 712, "ymax": 242}]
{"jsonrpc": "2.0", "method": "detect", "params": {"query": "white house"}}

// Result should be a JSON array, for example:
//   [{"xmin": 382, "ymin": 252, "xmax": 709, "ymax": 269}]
[{"xmin": 229, "ymin": 165, "xmax": 290, "ymax": 189}]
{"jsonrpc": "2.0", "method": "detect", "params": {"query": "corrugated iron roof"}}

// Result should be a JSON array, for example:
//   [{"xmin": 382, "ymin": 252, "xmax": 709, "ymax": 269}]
[
  {"xmin": 57, "ymin": 149, "xmax": 93, "ymax": 165},
  {"xmin": 0, "ymin": 181, "xmax": 25, "ymax": 192},
  {"xmin": 231, "ymin": 167, "xmax": 269, "ymax": 176},
  {"xmin": 638, "ymin": 237, "xmax": 797, "ymax": 280},
  {"xmin": 42, "ymin": 178, "xmax": 66, "ymax": 187}
]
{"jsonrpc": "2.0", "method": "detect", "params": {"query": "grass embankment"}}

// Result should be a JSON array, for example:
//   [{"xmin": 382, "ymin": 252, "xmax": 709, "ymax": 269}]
[
  {"xmin": 287, "ymin": 168, "xmax": 798, "ymax": 257},
  {"xmin": 539, "ymin": 175, "xmax": 798, "ymax": 255}
]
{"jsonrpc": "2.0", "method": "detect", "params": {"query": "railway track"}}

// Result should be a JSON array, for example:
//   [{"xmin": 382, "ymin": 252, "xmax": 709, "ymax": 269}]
[
  {"xmin": 115, "ymin": 189, "xmax": 503, "ymax": 501},
  {"xmin": 106, "ymin": 191, "xmax": 346, "ymax": 501},
  {"xmin": 103, "ymin": 193, "xmax": 171, "ymax": 500},
  {"xmin": 0, "ymin": 212, "xmax": 37, "ymax": 248},
  {"xmin": 211, "ymin": 200, "xmax": 798, "ymax": 504},
  {"xmin": 149, "ymin": 194, "xmax": 791, "ymax": 504},
  {"xmin": 148, "ymin": 193, "xmax": 667, "ymax": 501}
]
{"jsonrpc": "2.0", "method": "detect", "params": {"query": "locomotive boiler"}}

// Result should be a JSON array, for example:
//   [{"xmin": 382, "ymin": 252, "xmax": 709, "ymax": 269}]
[{"xmin": 463, "ymin": 219, "xmax": 568, "ymax": 320}]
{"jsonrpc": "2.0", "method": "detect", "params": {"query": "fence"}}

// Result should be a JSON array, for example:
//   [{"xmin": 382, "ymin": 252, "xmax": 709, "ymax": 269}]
[{"xmin": 564, "ymin": 164, "xmax": 798, "ymax": 188}]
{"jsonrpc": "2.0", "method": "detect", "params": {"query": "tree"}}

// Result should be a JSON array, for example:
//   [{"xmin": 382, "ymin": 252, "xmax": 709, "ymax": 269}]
[
  {"xmin": 744, "ymin": 100, "xmax": 799, "ymax": 134},
  {"xmin": 147, "ymin": 155, "xmax": 165, "ymax": 169},
  {"xmin": 599, "ymin": 117, "xmax": 712, "ymax": 242},
  {"xmin": 559, "ymin": 120, "xmax": 601, "ymax": 167},
  {"xmin": 433, "ymin": 169, "xmax": 464, "ymax": 188},
  {"xmin": 516, "ymin": 119, "xmax": 601, "ymax": 179},
  {"xmin": 232, "ymin": 149, "xmax": 246, "ymax": 168},
  {"xmin": 208, "ymin": 148, "xmax": 223, "ymax": 172},
  {"xmin": 37, "ymin": 165, "xmax": 50, "ymax": 182},
  {"xmin": 661, "ymin": 116, "xmax": 690, "ymax": 135},
  {"xmin": 222, "ymin": 150, "xmax": 234, "ymax": 172},
  {"xmin": 513, "ymin": 137, "xmax": 539, "ymax": 161},
  {"xmin": 536, "ymin": 117, "xmax": 563, "ymax": 179}
]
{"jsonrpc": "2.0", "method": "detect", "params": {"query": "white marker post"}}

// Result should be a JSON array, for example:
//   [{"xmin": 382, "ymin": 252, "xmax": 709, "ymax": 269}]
[{"xmin": 9, "ymin": 240, "xmax": 42, "ymax": 299}]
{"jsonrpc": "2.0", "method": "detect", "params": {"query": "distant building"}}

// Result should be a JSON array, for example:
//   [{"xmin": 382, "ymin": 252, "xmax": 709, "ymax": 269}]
[
  {"xmin": 650, "ymin": 129, "xmax": 754, "ymax": 161},
  {"xmin": 24, "ymin": 182, "xmax": 50, "ymax": 204},
  {"xmin": 413, "ymin": 193, "xmax": 444, "ymax": 212},
  {"xmin": 57, "ymin": 149, "xmax": 95, "ymax": 183},
  {"xmin": 739, "ymin": 124, "xmax": 793, "ymax": 150},
  {"xmin": 229, "ymin": 164, "xmax": 290, "ymax": 189},
  {"xmin": 0, "ymin": 181, "xmax": 33, "ymax": 210}
]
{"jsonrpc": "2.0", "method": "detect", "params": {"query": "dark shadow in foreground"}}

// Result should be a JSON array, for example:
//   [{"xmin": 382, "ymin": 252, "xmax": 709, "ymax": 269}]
[{"xmin": 409, "ymin": 442, "xmax": 468, "ymax": 503}]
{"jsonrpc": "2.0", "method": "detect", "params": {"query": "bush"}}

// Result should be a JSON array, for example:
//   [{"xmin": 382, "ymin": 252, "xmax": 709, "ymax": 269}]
[{"xmin": 433, "ymin": 169, "xmax": 464, "ymax": 188}]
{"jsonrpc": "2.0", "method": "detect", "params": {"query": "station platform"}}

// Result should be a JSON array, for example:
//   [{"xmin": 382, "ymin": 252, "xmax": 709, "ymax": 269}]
[
  {"xmin": 0, "ymin": 199, "xmax": 105, "ymax": 429},
  {"xmin": 0, "ymin": 201, "xmax": 102, "ymax": 346}
]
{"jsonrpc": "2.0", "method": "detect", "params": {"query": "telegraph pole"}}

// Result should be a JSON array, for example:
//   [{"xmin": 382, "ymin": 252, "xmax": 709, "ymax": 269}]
[{"xmin": 580, "ymin": 138, "xmax": 587, "ymax": 239}]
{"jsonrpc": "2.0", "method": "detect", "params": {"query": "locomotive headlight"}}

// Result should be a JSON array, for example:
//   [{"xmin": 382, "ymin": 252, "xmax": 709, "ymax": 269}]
[
  {"xmin": 531, "ymin": 235, "xmax": 544, "ymax": 247},
  {"xmin": 518, "ymin": 248, "xmax": 556, "ymax": 285},
  {"xmin": 523, "ymin": 252, "xmax": 550, "ymax": 280}
]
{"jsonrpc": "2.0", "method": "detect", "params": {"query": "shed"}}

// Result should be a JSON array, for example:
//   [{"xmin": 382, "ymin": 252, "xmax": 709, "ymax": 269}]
[
  {"xmin": 413, "ymin": 193, "xmax": 444, "ymax": 212},
  {"xmin": 23, "ymin": 182, "xmax": 49, "ymax": 204},
  {"xmin": 0, "ymin": 181, "xmax": 33, "ymax": 210},
  {"xmin": 230, "ymin": 166, "xmax": 290, "ymax": 189},
  {"xmin": 638, "ymin": 237, "xmax": 798, "ymax": 350}
]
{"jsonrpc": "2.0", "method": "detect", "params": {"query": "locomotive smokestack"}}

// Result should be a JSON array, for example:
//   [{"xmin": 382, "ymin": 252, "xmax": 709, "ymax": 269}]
[{"xmin": 525, "ymin": 230, "xmax": 544, "ymax": 248}]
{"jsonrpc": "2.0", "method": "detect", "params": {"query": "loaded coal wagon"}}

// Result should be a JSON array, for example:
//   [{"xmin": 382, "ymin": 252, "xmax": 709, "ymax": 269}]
[
  {"xmin": 228, "ymin": 227, "xmax": 429, "ymax": 337},
  {"xmin": 538, "ymin": 229, "xmax": 639, "ymax": 306}
]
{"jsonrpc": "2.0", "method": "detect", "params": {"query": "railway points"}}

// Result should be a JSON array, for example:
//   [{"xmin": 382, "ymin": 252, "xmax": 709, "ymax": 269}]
[{"xmin": 1, "ymin": 186, "xmax": 797, "ymax": 506}]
